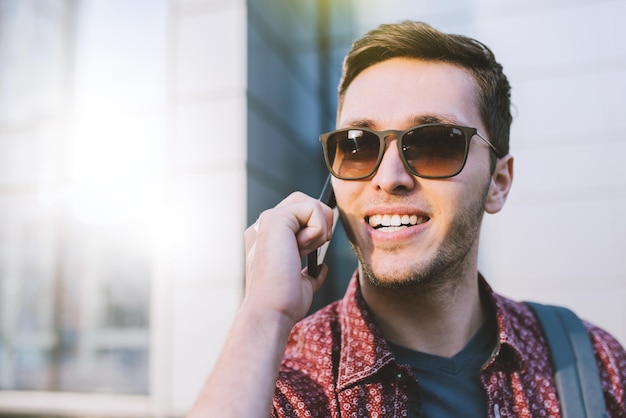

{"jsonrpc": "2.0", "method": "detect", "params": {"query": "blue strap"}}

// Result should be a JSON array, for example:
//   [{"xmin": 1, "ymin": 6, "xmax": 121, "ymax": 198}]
[{"xmin": 525, "ymin": 302, "xmax": 608, "ymax": 418}]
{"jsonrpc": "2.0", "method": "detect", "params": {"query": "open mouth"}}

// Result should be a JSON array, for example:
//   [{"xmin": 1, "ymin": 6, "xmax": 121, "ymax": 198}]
[{"xmin": 366, "ymin": 214, "xmax": 429, "ymax": 231}]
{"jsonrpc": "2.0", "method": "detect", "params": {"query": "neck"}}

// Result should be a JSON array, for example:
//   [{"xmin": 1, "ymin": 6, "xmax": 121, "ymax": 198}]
[{"xmin": 359, "ymin": 267, "xmax": 485, "ymax": 358}]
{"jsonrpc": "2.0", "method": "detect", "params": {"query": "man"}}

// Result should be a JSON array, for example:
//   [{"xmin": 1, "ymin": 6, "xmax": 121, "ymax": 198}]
[{"xmin": 188, "ymin": 21, "xmax": 626, "ymax": 417}]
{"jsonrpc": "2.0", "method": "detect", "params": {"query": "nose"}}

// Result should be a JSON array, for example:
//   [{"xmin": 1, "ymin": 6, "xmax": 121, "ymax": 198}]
[{"xmin": 370, "ymin": 136, "xmax": 416, "ymax": 193}]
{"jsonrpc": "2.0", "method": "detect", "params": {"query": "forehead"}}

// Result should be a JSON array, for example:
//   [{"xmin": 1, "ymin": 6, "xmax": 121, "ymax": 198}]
[{"xmin": 338, "ymin": 58, "xmax": 482, "ymax": 130}]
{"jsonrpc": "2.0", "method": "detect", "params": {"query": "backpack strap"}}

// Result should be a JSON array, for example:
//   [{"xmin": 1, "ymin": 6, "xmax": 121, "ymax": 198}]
[{"xmin": 525, "ymin": 302, "xmax": 608, "ymax": 418}]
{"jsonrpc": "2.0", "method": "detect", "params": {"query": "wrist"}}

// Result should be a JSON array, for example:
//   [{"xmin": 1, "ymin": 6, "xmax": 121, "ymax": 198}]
[{"xmin": 237, "ymin": 300, "xmax": 298, "ymax": 343}]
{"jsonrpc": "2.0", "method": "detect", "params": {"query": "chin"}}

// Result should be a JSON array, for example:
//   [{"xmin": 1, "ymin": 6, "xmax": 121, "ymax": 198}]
[{"xmin": 360, "ymin": 259, "xmax": 440, "ymax": 290}]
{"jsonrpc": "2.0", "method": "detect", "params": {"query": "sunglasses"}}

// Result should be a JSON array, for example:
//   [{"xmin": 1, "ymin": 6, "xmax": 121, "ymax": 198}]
[{"xmin": 320, "ymin": 123, "xmax": 501, "ymax": 180}]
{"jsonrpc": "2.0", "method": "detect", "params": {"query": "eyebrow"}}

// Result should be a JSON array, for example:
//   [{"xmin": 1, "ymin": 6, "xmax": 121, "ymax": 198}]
[
  {"xmin": 341, "ymin": 113, "xmax": 463, "ymax": 130},
  {"xmin": 411, "ymin": 114, "xmax": 460, "ymax": 125}
]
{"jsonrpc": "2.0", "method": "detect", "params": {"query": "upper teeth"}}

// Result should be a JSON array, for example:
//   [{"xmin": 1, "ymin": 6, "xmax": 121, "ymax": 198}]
[{"xmin": 368, "ymin": 214, "xmax": 424, "ymax": 228}]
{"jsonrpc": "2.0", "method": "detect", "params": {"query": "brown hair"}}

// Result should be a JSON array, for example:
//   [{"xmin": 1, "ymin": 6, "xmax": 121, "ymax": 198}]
[{"xmin": 338, "ymin": 21, "xmax": 512, "ymax": 157}]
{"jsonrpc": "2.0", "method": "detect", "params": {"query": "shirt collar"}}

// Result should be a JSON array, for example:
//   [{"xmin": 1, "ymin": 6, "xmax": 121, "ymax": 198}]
[
  {"xmin": 336, "ymin": 271, "xmax": 529, "ymax": 389},
  {"xmin": 336, "ymin": 271, "xmax": 395, "ymax": 390},
  {"xmin": 478, "ymin": 274, "xmax": 531, "ymax": 372}
]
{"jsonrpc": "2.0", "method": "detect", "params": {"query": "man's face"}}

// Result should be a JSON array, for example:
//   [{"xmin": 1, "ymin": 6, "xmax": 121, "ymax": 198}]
[{"xmin": 334, "ymin": 57, "xmax": 495, "ymax": 288}]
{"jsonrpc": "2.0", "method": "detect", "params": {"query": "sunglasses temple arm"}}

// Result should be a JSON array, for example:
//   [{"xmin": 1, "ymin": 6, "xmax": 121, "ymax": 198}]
[{"xmin": 475, "ymin": 132, "xmax": 501, "ymax": 157}]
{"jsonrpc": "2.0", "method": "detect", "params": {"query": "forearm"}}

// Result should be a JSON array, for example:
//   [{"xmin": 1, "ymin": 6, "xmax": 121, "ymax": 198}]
[
  {"xmin": 187, "ymin": 192, "xmax": 333, "ymax": 417},
  {"xmin": 186, "ymin": 305, "xmax": 294, "ymax": 418}
]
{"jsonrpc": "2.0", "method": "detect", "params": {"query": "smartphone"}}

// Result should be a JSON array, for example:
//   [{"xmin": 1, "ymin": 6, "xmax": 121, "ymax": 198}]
[{"xmin": 307, "ymin": 174, "xmax": 338, "ymax": 277}]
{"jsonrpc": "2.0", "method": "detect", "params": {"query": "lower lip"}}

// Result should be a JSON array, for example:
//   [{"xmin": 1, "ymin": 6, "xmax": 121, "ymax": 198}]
[{"xmin": 367, "ymin": 220, "xmax": 429, "ymax": 243}]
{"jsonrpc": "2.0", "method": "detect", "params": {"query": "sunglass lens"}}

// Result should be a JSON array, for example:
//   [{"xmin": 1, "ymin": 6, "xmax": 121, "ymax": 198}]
[
  {"xmin": 403, "ymin": 126, "xmax": 467, "ymax": 177},
  {"xmin": 327, "ymin": 129, "xmax": 380, "ymax": 179}
]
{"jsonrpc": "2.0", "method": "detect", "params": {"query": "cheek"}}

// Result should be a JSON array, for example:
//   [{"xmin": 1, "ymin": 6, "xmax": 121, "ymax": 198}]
[
  {"xmin": 334, "ymin": 185, "xmax": 367, "ymax": 238},
  {"xmin": 337, "ymin": 205, "xmax": 367, "ymax": 253},
  {"xmin": 332, "ymin": 182, "xmax": 361, "ymax": 212},
  {"xmin": 428, "ymin": 179, "xmax": 486, "ymax": 223},
  {"xmin": 336, "ymin": 196, "xmax": 361, "ymax": 231},
  {"xmin": 447, "ymin": 178, "xmax": 491, "ymax": 221}
]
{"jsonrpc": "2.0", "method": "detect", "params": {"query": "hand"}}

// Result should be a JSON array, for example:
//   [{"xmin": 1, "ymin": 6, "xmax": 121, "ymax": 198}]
[
  {"xmin": 243, "ymin": 191, "xmax": 335, "ymax": 325},
  {"xmin": 186, "ymin": 192, "xmax": 334, "ymax": 418}
]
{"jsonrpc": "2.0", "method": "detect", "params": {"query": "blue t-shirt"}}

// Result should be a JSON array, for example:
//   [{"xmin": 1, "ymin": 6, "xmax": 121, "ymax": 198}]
[{"xmin": 389, "ymin": 318, "xmax": 497, "ymax": 418}]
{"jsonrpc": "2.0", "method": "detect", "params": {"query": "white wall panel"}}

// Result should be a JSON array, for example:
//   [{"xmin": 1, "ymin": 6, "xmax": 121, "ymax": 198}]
[{"xmin": 168, "ymin": 1, "xmax": 247, "ymax": 416}]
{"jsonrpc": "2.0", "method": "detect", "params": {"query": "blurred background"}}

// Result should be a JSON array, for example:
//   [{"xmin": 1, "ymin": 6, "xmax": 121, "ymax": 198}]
[{"xmin": 0, "ymin": 0, "xmax": 624, "ymax": 416}]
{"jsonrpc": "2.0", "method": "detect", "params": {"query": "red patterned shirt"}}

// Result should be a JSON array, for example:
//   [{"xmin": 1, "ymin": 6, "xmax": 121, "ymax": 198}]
[{"xmin": 273, "ymin": 272, "xmax": 626, "ymax": 417}]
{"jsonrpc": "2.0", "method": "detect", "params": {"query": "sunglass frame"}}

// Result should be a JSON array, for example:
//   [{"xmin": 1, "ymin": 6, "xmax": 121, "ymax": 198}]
[{"xmin": 319, "ymin": 123, "xmax": 500, "ymax": 180}]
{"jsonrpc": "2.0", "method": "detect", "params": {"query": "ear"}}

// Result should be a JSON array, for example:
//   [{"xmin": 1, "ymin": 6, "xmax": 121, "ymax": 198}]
[{"xmin": 485, "ymin": 154, "xmax": 514, "ymax": 214}]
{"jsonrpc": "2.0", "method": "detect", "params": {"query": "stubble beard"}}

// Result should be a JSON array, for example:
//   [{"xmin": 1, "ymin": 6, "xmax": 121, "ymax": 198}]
[{"xmin": 342, "ymin": 181, "xmax": 491, "ymax": 293}]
